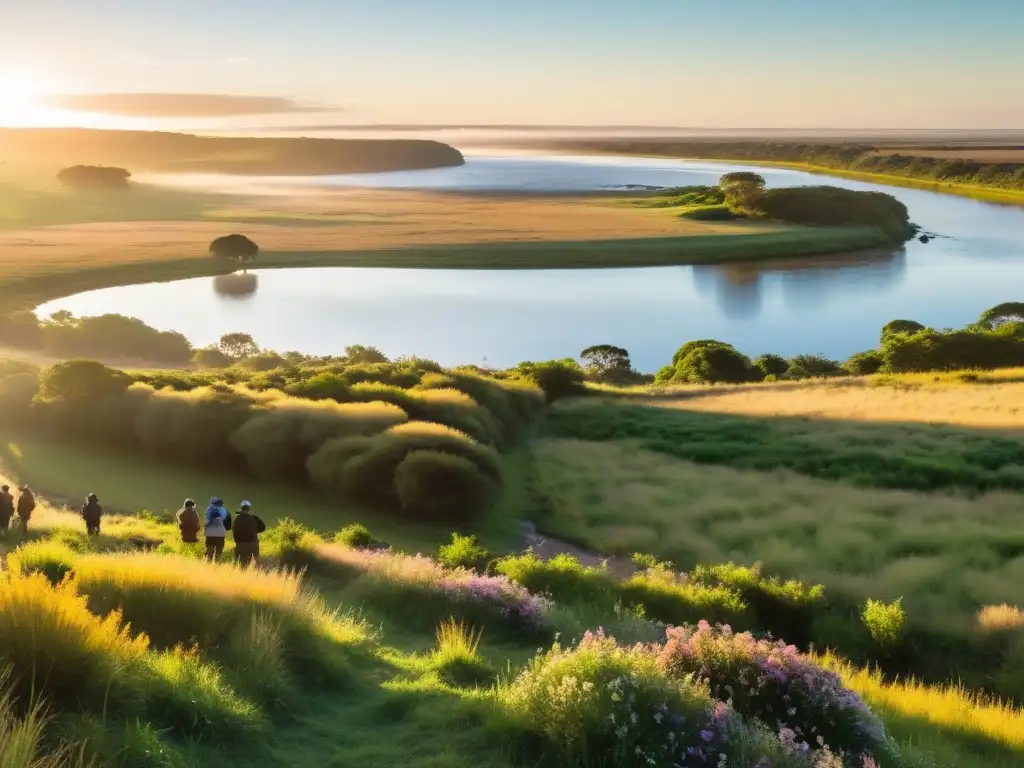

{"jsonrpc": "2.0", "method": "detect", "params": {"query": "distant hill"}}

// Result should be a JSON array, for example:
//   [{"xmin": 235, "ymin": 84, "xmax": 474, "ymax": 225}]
[{"xmin": 0, "ymin": 128, "xmax": 465, "ymax": 175}]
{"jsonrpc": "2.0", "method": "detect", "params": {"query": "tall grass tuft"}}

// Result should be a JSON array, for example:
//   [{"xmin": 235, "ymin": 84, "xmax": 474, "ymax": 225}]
[
  {"xmin": 432, "ymin": 619, "xmax": 492, "ymax": 688},
  {"xmin": 0, "ymin": 668, "xmax": 90, "ymax": 768},
  {"xmin": 979, "ymin": 604, "xmax": 1024, "ymax": 633}
]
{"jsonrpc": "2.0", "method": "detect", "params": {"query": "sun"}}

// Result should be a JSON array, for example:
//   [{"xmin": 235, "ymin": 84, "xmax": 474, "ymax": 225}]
[{"xmin": 0, "ymin": 68, "xmax": 60, "ymax": 127}]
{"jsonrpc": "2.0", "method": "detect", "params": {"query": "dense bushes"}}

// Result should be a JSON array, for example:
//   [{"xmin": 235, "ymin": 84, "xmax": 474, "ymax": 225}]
[
  {"xmin": 751, "ymin": 186, "xmax": 914, "ymax": 239},
  {"xmin": 0, "ymin": 312, "xmax": 193, "ymax": 364},
  {"xmin": 513, "ymin": 358, "xmax": 586, "ymax": 401},
  {"xmin": 657, "ymin": 340, "xmax": 757, "ymax": 384},
  {"xmin": 12, "ymin": 357, "xmax": 543, "ymax": 525}
]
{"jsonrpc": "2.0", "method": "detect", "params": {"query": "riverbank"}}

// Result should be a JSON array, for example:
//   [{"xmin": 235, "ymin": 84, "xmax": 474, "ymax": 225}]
[
  {"xmin": 513, "ymin": 140, "xmax": 1024, "ymax": 206},
  {"xmin": 0, "ymin": 185, "xmax": 897, "ymax": 313}
]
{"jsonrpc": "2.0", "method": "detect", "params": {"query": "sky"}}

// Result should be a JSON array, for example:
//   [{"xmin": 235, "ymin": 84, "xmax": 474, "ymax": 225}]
[{"xmin": 1, "ymin": 0, "xmax": 1022, "ymax": 131}]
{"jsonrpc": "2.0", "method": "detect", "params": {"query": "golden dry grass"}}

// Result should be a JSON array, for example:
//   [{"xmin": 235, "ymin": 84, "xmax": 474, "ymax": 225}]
[
  {"xmin": 605, "ymin": 371, "xmax": 1024, "ymax": 430},
  {"xmin": 978, "ymin": 604, "xmax": 1024, "ymax": 632},
  {"xmin": 531, "ymin": 438, "xmax": 1024, "ymax": 633}
]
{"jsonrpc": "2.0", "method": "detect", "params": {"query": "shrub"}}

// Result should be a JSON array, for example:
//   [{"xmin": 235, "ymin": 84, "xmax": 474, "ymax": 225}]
[
  {"xmin": 978, "ymin": 604, "xmax": 1024, "ymax": 633},
  {"xmin": 880, "ymin": 319, "xmax": 925, "ymax": 342},
  {"xmin": 0, "ymin": 371, "xmax": 41, "ymax": 420},
  {"xmin": 495, "ymin": 552, "xmax": 616, "ymax": 606},
  {"xmin": 37, "ymin": 359, "xmax": 131, "ymax": 401},
  {"xmin": 844, "ymin": 350, "xmax": 884, "ymax": 375},
  {"xmin": 752, "ymin": 186, "xmax": 913, "ymax": 240},
  {"xmin": 785, "ymin": 354, "xmax": 845, "ymax": 379},
  {"xmin": 394, "ymin": 450, "xmax": 497, "ymax": 522},
  {"xmin": 753, "ymin": 353, "xmax": 789, "ymax": 378},
  {"xmin": 259, "ymin": 517, "xmax": 322, "ymax": 568},
  {"xmin": 671, "ymin": 342, "xmax": 755, "ymax": 384},
  {"xmin": 315, "ymin": 544, "xmax": 549, "ymax": 633},
  {"xmin": 862, "ymin": 598, "xmax": 905, "ymax": 648},
  {"xmin": 229, "ymin": 398, "xmax": 406, "ymax": 482},
  {"xmin": 13, "ymin": 540, "xmax": 79, "ymax": 584},
  {"xmin": 513, "ymin": 359, "xmax": 585, "ymax": 402},
  {"xmin": 437, "ymin": 533, "xmax": 489, "ymax": 571},
  {"xmin": 334, "ymin": 523, "xmax": 375, "ymax": 549},
  {"xmin": 690, "ymin": 562, "xmax": 825, "ymax": 647},
  {"xmin": 209, "ymin": 234, "xmax": 258, "ymax": 263},
  {"xmin": 680, "ymin": 204, "xmax": 739, "ymax": 221},
  {"xmin": 620, "ymin": 567, "xmax": 750, "ymax": 627},
  {"xmin": 657, "ymin": 622, "xmax": 891, "ymax": 762},
  {"xmin": 498, "ymin": 629, "xmax": 735, "ymax": 768},
  {"xmin": 309, "ymin": 422, "xmax": 502, "ymax": 515}
]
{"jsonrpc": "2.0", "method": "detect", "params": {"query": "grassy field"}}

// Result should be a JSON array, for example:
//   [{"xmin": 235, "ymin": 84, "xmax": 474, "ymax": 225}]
[
  {"xmin": 0, "ymin": 168, "xmax": 895, "ymax": 312},
  {"xmin": 0, "ymin": 429, "xmax": 525, "ymax": 555}
]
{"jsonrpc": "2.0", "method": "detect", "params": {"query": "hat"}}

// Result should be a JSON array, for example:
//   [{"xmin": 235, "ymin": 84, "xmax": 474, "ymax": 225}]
[
  {"xmin": 184, "ymin": 498, "xmax": 195, "ymax": 507},
  {"xmin": 210, "ymin": 497, "xmax": 223, "ymax": 506},
  {"xmin": 240, "ymin": 500, "xmax": 251, "ymax": 509}
]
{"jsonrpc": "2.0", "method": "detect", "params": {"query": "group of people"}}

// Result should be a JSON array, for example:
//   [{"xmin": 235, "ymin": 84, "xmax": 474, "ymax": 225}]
[
  {"xmin": 175, "ymin": 497, "xmax": 267, "ymax": 565},
  {"xmin": 0, "ymin": 484, "xmax": 36, "ymax": 535},
  {"xmin": 0, "ymin": 484, "xmax": 267, "ymax": 567}
]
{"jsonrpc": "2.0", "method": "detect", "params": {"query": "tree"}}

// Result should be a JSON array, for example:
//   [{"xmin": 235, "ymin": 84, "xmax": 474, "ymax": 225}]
[
  {"xmin": 719, "ymin": 171, "xmax": 766, "ymax": 210},
  {"xmin": 345, "ymin": 345, "xmax": 389, "ymax": 364},
  {"xmin": 210, "ymin": 234, "xmax": 259, "ymax": 264},
  {"xmin": 57, "ymin": 165, "xmax": 131, "ymax": 189},
  {"xmin": 218, "ymin": 332, "xmax": 260, "ymax": 359},
  {"xmin": 37, "ymin": 359, "xmax": 131, "ymax": 402},
  {"xmin": 513, "ymin": 359, "xmax": 586, "ymax": 402},
  {"xmin": 192, "ymin": 347, "xmax": 233, "ymax": 369},
  {"xmin": 844, "ymin": 350, "xmax": 885, "ymax": 375},
  {"xmin": 753, "ymin": 353, "xmax": 789, "ymax": 378},
  {"xmin": 880, "ymin": 319, "xmax": 926, "ymax": 342},
  {"xmin": 785, "ymin": 354, "xmax": 844, "ymax": 379},
  {"xmin": 580, "ymin": 344, "xmax": 633, "ymax": 384},
  {"xmin": 672, "ymin": 343, "xmax": 754, "ymax": 384},
  {"xmin": 978, "ymin": 302, "xmax": 1024, "ymax": 330}
]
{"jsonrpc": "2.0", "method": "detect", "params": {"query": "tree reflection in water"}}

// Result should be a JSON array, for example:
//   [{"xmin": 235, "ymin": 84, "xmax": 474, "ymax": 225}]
[
  {"xmin": 691, "ymin": 247, "xmax": 907, "ymax": 319},
  {"xmin": 213, "ymin": 272, "xmax": 258, "ymax": 299}
]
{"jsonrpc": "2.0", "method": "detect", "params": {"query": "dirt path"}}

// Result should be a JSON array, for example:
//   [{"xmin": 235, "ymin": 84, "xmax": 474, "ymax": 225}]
[{"xmin": 519, "ymin": 521, "xmax": 637, "ymax": 579}]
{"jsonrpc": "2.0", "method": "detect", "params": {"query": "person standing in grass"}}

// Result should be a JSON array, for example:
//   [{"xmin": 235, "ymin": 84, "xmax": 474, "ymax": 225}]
[
  {"xmin": 232, "ymin": 500, "xmax": 266, "ymax": 567},
  {"xmin": 176, "ymin": 498, "xmax": 201, "ymax": 544},
  {"xmin": 16, "ymin": 485, "xmax": 35, "ymax": 535},
  {"xmin": 0, "ymin": 485, "xmax": 14, "ymax": 536},
  {"xmin": 204, "ymin": 497, "xmax": 230, "ymax": 562},
  {"xmin": 81, "ymin": 493, "xmax": 103, "ymax": 536}
]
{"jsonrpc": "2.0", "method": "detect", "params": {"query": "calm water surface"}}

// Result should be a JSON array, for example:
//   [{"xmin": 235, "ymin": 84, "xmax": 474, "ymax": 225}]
[{"xmin": 41, "ymin": 155, "xmax": 1024, "ymax": 370}]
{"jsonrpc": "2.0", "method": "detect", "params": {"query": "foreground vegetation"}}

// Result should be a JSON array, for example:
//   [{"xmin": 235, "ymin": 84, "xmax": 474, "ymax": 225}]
[{"xmin": 0, "ymin": 494, "xmax": 1019, "ymax": 767}]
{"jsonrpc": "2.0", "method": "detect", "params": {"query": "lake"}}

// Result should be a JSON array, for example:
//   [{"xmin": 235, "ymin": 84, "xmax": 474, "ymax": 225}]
[{"xmin": 39, "ymin": 155, "xmax": 1024, "ymax": 371}]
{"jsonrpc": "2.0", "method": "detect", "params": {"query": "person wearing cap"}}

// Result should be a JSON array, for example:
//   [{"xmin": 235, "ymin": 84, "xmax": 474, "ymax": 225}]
[
  {"xmin": 232, "ymin": 500, "xmax": 266, "ymax": 567},
  {"xmin": 176, "ymin": 498, "xmax": 201, "ymax": 544},
  {"xmin": 81, "ymin": 493, "xmax": 103, "ymax": 536},
  {"xmin": 0, "ymin": 484, "xmax": 14, "ymax": 536},
  {"xmin": 204, "ymin": 497, "xmax": 230, "ymax": 562},
  {"xmin": 16, "ymin": 485, "xmax": 35, "ymax": 535}
]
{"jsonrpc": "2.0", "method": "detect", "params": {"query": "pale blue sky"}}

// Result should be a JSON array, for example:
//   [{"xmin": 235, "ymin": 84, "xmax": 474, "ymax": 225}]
[{"xmin": 1, "ymin": 0, "xmax": 1021, "ymax": 128}]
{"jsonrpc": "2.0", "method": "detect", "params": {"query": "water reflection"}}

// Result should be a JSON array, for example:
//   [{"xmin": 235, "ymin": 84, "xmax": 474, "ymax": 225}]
[
  {"xmin": 213, "ymin": 272, "xmax": 259, "ymax": 299},
  {"xmin": 692, "ymin": 248, "xmax": 907, "ymax": 320}
]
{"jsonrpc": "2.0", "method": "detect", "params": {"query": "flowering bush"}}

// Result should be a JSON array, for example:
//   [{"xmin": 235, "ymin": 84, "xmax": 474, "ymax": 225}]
[
  {"xmin": 657, "ymin": 622, "xmax": 892, "ymax": 765},
  {"xmin": 317, "ymin": 543, "xmax": 548, "ymax": 632},
  {"xmin": 499, "ymin": 629, "xmax": 733, "ymax": 767}
]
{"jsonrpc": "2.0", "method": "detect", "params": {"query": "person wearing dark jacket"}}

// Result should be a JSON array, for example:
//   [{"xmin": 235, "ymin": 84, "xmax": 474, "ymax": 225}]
[
  {"xmin": 81, "ymin": 493, "xmax": 103, "ymax": 536},
  {"xmin": 16, "ymin": 485, "xmax": 35, "ymax": 535},
  {"xmin": 0, "ymin": 485, "xmax": 14, "ymax": 536},
  {"xmin": 176, "ymin": 498, "xmax": 201, "ymax": 544},
  {"xmin": 232, "ymin": 500, "xmax": 266, "ymax": 566}
]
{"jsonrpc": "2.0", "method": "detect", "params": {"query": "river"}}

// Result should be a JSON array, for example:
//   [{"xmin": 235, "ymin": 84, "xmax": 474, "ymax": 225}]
[{"xmin": 37, "ymin": 154, "xmax": 1024, "ymax": 371}]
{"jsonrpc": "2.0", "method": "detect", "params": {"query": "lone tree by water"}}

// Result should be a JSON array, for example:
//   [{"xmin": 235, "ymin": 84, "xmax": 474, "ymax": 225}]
[
  {"xmin": 57, "ymin": 165, "xmax": 131, "ymax": 189},
  {"xmin": 719, "ymin": 171, "xmax": 766, "ymax": 210},
  {"xmin": 210, "ymin": 234, "xmax": 259, "ymax": 265}
]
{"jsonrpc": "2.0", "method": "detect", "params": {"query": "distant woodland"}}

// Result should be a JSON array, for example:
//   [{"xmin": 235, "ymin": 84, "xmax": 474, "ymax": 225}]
[{"xmin": 0, "ymin": 128, "xmax": 465, "ymax": 175}]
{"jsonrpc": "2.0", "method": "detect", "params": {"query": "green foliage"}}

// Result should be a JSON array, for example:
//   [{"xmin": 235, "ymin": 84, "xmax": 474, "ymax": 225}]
[
  {"xmin": 432, "ymin": 619, "xmax": 493, "ymax": 688},
  {"xmin": 679, "ymin": 203, "xmax": 739, "ymax": 220},
  {"xmin": 579, "ymin": 344, "xmax": 636, "ymax": 385},
  {"xmin": 753, "ymin": 353, "xmax": 789, "ymax": 378},
  {"xmin": 394, "ymin": 450, "xmax": 497, "ymax": 523},
  {"xmin": 513, "ymin": 359, "xmax": 585, "ymax": 402},
  {"xmin": 719, "ymin": 171, "xmax": 766, "ymax": 210},
  {"xmin": 979, "ymin": 302, "xmax": 1024, "ymax": 330},
  {"xmin": 844, "ymin": 349, "xmax": 885, "ymax": 375},
  {"xmin": 784, "ymin": 353, "xmax": 844, "ymax": 379},
  {"xmin": 881, "ymin": 319, "xmax": 926, "ymax": 341},
  {"xmin": 495, "ymin": 552, "xmax": 616, "ymax": 605},
  {"xmin": 863, "ymin": 598, "xmax": 906, "ymax": 648},
  {"xmin": 218, "ymin": 332, "xmax": 260, "ymax": 359},
  {"xmin": 333, "ymin": 523, "xmax": 375, "ymax": 549},
  {"xmin": 753, "ymin": 185, "xmax": 914, "ymax": 239},
  {"xmin": 192, "ymin": 346, "xmax": 233, "ymax": 369},
  {"xmin": 37, "ymin": 359, "xmax": 132, "ymax": 402},
  {"xmin": 437, "ymin": 533, "xmax": 489, "ymax": 571},
  {"xmin": 619, "ymin": 567, "xmax": 750, "ymax": 627},
  {"xmin": 670, "ymin": 341, "xmax": 755, "ymax": 384}
]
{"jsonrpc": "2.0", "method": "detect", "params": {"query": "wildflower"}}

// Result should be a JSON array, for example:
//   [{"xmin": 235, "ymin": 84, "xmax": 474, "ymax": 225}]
[
  {"xmin": 700, "ymin": 729, "xmax": 714, "ymax": 742},
  {"xmin": 654, "ymin": 712, "xmax": 664, "ymax": 724}
]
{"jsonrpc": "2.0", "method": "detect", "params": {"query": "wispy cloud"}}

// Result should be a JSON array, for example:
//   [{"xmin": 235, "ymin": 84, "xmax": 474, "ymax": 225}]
[
  {"xmin": 43, "ymin": 93, "xmax": 336, "ymax": 118},
  {"xmin": 114, "ymin": 54, "xmax": 162, "ymax": 68},
  {"xmin": 225, "ymin": 57, "xmax": 250, "ymax": 65}
]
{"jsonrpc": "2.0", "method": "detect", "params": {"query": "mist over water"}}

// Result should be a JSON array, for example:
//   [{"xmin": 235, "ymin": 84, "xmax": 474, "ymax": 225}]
[{"xmin": 43, "ymin": 155, "xmax": 1024, "ymax": 371}]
